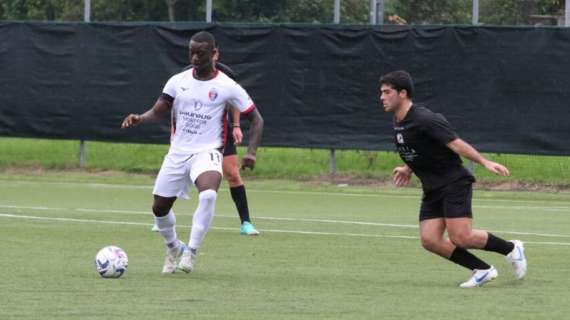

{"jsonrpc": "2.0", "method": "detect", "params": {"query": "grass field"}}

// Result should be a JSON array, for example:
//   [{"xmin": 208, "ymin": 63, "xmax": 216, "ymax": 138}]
[
  {"xmin": 3, "ymin": 137, "xmax": 570, "ymax": 186},
  {"xmin": 1, "ymin": 173, "xmax": 569, "ymax": 319}
]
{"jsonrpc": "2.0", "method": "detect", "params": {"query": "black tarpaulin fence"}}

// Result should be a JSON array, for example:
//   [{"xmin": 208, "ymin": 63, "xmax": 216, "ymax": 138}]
[{"xmin": 1, "ymin": 22, "xmax": 570, "ymax": 155}]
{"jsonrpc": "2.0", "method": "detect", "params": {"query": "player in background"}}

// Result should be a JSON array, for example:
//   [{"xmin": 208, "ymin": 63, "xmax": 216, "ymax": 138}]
[
  {"xmin": 121, "ymin": 31, "xmax": 262, "ymax": 274},
  {"xmin": 379, "ymin": 70, "xmax": 527, "ymax": 288},
  {"xmin": 151, "ymin": 59, "xmax": 264, "ymax": 236}
]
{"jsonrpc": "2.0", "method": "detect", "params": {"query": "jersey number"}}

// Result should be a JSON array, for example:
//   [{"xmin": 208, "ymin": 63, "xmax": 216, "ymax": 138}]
[{"xmin": 210, "ymin": 152, "xmax": 221, "ymax": 165}]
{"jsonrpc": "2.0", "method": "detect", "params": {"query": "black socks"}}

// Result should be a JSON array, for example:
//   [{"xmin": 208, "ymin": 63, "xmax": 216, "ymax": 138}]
[
  {"xmin": 449, "ymin": 247, "xmax": 491, "ymax": 270},
  {"xmin": 230, "ymin": 185, "xmax": 250, "ymax": 223},
  {"xmin": 484, "ymin": 233, "xmax": 515, "ymax": 255}
]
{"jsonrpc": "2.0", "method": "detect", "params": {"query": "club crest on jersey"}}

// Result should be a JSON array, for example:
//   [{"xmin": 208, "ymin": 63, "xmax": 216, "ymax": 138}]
[
  {"xmin": 396, "ymin": 133, "xmax": 404, "ymax": 144},
  {"xmin": 208, "ymin": 88, "xmax": 218, "ymax": 101}
]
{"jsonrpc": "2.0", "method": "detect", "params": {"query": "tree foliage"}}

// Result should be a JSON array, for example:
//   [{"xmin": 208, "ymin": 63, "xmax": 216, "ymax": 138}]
[
  {"xmin": 213, "ymin": 0, "xmax": 287, "ymax": 22},
  {"xmin": 1, "ymin": 0, "xmax": 82, "ymax": 21},
  {"xmin": 386, "ymin": 0, "xmax": 472, "ymax": 25},
  {"xmin": 479, "ymin": 0, "xmax": 564, "ymax": 25},
  {"xmin": 0, "ymin": 0, "xmax": 566, "ymax": 25}
]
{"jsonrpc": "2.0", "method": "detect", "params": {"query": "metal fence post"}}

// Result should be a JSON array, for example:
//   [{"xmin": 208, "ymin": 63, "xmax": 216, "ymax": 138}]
[
  {"xmin": 79, "ymin": 140, "xmax": 86, "ymax": 168},
  {"xmin": 206, "ymin": 0, "xmax": 212, "ymax": 22},
  {"xmin": 330, "ymin": 149, "xmax": 337, "ymax": 175},
  {"xmin": 84, "ymin": 0, "xmax": 91, "ymax": 22},
  {"xmin": 80, "ymin": 0, "xmax": 91, "ymax": 168},
  {"xmin": 376, "ymin": 0, "xmax": 384, "ymax": 25},
  {"xmin": 472, "ymin": 0, "xmax": 479, "ymax": 25},
  {"xmin": 369, "ymin": 0, "xmax": 377, "ymax": 24},
  {"xmin": 566, "ymin": 0, "xmax": 570, "ymax": 26},
  {"xmin": 467, "ymin": 160, "xmax": 475, "ymax": 176},
  {"xmin": 334, "ymin": 0, "xmax": 341, "ymax": 24}
]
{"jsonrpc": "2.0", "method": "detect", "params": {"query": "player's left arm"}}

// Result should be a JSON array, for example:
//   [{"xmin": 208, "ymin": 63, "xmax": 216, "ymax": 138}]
[
  {"xmin": 241, "ymin": 108, "xmax": 264, "ymax": 169},
  {"xmin": 447, "ymin": 138, "xmax": 510, "ymax": 176},
  {"xmin": 227, "ymin": 81, "xmax": 264, "ymax": 170},
  {"xmin": 231, "ymin": 106, "xmax": 243, "ymax": 145},
  {"xmin": 243, "ymin": 108, "xmax": 263, "ymax": 156}
]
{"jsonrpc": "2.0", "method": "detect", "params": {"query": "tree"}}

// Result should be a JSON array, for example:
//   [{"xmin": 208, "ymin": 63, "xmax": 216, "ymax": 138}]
[
  {"xmin": 385, "ymin": 0, "xmax": 472, "ymax": 25},
  {"xmin": 480, "ymin": 0, "xmax": 564, "ymax": 25},
  {"xmin": 212, "ymin": 0, "xmax": 287, "ymax": 22},
  {"xmin": 1, "ymin": 0, "xmax": 82, "ymax": 21},
  {"xmin": 340, "ymin": 0, "xmax": 371, "ymax": 24},
  {"xmin": 0, "ymin": 0, "xmax": 565, "ymax": 25}
]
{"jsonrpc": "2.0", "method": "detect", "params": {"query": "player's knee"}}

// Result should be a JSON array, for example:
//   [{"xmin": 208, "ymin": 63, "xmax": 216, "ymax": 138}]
[
  {"xmin": 152, "ymin": 203, "xmax": 170, "ymax": 217},
  {"xmin": 223, "ymin": 167, "xmax": 242, "ymax": 185},
  {"xmin": 449, "ymin": 233, "xmax": 470, "ymax": 248},
  {"xmin": 199, "ymin": 189, "xmax": 217, "ymax": 203},
  {"xmin": 420, "ymin": 236, "xmax": 440, "ymax": 252}
]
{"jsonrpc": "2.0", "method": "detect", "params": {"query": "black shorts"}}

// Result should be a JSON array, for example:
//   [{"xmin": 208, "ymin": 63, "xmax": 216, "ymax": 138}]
[
  {"xmin": 223, "ymin": 129, "xmax": 237, "ymax": 157},
  {"xmin": 419, "ymin": 178, "xmax": 473, "ymax": 221}
]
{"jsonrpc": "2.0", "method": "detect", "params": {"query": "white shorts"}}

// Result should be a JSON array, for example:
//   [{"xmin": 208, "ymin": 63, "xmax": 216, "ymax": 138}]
[{"xmin": 152, "ymin": 149, "xmax": 223, "ymax": 199}]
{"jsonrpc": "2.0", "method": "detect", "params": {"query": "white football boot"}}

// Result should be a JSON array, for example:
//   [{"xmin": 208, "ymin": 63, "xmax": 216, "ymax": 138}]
[
  {"xmin": 459, "ymin": 266, "xmax": 498, "ymax": 288},
  {"xmin": 162, "ymin": 240, "xmax": 187, "ymax": 274},
  {"xmin": 506, "ymin": 240, "xmax": 527, "ymax": 279},
  {"xmin": 178, "ymin": 250, "xmax": 197, "ymax": 273}
]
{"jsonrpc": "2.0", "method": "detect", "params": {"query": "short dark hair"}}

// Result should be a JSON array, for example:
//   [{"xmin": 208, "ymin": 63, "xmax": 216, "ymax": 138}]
[
  {"xmin": 379, "ymin": 70, "xmax": 414, "ymax": 99},
  {"xmin": 190, "ymin": 31, "xmax": 216, "ymax": 49}
]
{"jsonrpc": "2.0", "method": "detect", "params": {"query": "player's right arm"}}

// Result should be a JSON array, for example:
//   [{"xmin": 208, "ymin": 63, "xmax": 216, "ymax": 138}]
[
  {"xmin": 121, "ymin": 95, "xmax": 173, "ymax": 129},
  {"xmin": 240, "ymin": 108, "xmax": 263, "ymax": 170},
  {"xmin": 392, "ymin": 165, "xmax": 412, "ymax": 187}
]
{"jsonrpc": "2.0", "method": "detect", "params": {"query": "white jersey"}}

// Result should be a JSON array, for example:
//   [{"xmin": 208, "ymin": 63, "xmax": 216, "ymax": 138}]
[{"xmin": 162, "ymin": 68, "xmax": 255, "ymax": 156}]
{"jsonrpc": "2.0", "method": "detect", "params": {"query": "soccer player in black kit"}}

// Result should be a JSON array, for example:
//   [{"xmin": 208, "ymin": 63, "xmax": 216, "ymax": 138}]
[{"xmin": 379, "ymin": 70, "xmax": 527, "ymax": 288}]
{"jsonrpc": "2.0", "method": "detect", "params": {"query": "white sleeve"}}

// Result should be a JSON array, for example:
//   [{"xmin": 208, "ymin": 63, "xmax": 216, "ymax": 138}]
[
  {"xmin": 227, "ymin": 82, "xmax": 255, "ymax": 113},
  {"xmin": 162, "ymin": 74, "xmax": 179, "ymax": 99}
]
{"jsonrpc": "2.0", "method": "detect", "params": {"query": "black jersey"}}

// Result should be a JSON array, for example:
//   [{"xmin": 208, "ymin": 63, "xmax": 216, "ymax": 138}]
[{"xmin": 393, "ymin": 105, "xmax": 473, "ymax": 191}]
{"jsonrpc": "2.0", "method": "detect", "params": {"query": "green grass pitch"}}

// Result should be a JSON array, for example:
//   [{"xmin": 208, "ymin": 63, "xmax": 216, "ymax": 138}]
[{"xmin": 1, "ymin": 175, "xmax": 569, "ymax": 319}]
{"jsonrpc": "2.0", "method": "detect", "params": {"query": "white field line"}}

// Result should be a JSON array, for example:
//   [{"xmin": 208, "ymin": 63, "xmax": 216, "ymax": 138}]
[
  {"xmin": 474, "ymin": 205, "xmax": 570, "ymax": 212},
  {"xmin": 1, "ymin": 204, "xmax": 570, "ymax": 240},
  {"xmin": 4, "ymin": 180, "xmax": 570, "ymax": 206},
  {"xmin": 0, "ymin": 213, "xmax": 418, "ymax": 241},
  {"xmin": 2, "ymin": 212, "xmax": 570, "ymax": 246}
]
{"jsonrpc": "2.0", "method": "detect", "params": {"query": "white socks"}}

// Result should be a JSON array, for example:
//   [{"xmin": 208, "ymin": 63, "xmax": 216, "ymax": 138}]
[
  {"xmin": 155, "ymin": 190, "xmax": 217, "ymax": 252},
  {"xmin": 189, "ymin": 189, "xmax": 217, "ymax": 251},
  {"xmin": 155, "ymin": 210, "xmax": 178, "ymax": 248}
]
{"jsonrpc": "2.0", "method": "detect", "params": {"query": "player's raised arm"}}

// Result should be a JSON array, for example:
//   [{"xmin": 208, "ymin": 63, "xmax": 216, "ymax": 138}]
[
  {"xmin": 447, "ymin": 138, "xmax": 510, "ymax": 176},
  {"xmin": 121, "ymin": 95, "xmax": 173, "ymax": 129}
]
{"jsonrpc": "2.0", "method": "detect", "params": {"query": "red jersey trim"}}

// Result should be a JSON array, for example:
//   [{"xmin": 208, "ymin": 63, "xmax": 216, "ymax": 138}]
[{"xmin": 222, "ymin": 109, "xmax": 229, "ymax": 148}]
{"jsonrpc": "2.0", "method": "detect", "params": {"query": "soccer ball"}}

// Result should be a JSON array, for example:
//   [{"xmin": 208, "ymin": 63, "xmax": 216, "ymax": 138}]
[{"xmin": 95, "ymin": 245, "xmax": 128, "ymax": 278}]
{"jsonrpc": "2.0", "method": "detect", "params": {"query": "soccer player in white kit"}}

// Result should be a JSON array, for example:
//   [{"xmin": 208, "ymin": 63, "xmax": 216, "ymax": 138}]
[{"xmin": 121, "ymin": 31, "xmax": 260, "ymax": 274}]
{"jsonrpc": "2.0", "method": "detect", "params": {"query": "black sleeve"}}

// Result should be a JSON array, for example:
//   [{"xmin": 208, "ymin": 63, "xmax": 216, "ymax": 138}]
[
  {"xmin": 423, "ymin": 113, "xmax": 458, "ymax": 145},
  {"xmin": 159, "ymin": 93, "xmax": 174, "ymax": 104}
]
